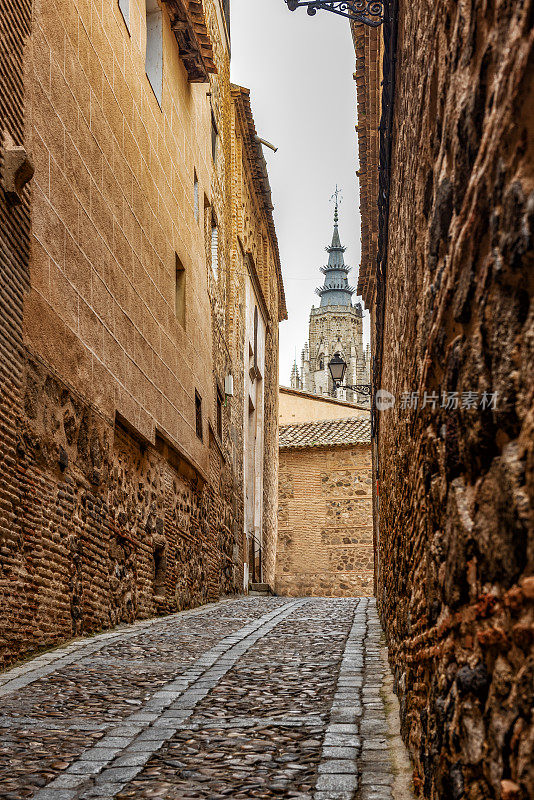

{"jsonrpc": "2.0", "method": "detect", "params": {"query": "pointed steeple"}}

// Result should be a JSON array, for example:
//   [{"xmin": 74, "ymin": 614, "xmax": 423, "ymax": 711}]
[
  {"xmin": 315, "ymin": 193, "xmax": 355, "ymax": 307},
  {"xmin": 290, "ymin": 359, "xmax": 301, "ymax": 389}
]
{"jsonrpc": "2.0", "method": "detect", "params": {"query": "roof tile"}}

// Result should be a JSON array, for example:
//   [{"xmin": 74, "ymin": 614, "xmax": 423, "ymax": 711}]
[{"xmin": 279, "ymin": 416, "xmax": 371, "ymax": 450}]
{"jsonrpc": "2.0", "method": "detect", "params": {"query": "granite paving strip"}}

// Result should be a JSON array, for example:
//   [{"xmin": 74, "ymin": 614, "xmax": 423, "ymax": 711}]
[
  {"xmin": 314, "ymin": 597, "xmax": 366, "ymax": 800},
  {"xmin": 0, "ymin": 598, "xmax": 289, "ymax": 797},
  {"xmin": 0, "ymin": 599, "xmax": 289, "ymax": 730},
  {"xmin": 359, "ymin": 600, "xmax": 395, "ymax": 800},
  {"xmin": 0, "ymin": 598, "xmax": 408, "ymax": 800},
  {"xmin": 191, "ymin": 600, "xmax": 352, "ymax": 722},
  {"xmin": 314, "ymin": 596, "xmax": 405, "ymax": 800},
  {"xmin": 28, "ymin": 599, "xmax": 306, "ymax": 800},
  {"xmin": 116, "ymin": 723, "xmax": 325, "ymax": 800}
]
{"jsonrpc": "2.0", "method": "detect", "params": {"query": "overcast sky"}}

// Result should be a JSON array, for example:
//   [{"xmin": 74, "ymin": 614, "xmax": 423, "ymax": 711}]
[{"xmin": 230, "ymin": 0, "xmax": 370, "ymax": 386}]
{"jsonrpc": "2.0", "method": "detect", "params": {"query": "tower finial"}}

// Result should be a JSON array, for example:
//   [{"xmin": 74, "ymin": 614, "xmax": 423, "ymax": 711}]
[{"xmin": 330, "ymin": 184, "xmax": 342, "ymax": 225}]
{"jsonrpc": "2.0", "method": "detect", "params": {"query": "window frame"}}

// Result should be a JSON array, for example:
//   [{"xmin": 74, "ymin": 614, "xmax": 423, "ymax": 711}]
[
  {"xmin": 175, "ymin": 253, "xmax": 186, "ymax": 328},
  {"xmin": 118, "ymin": 0, "xmax": 130, "ymax": 31},
  {"xmin": 145, "ymin": 0, "xmax": 163, "ymax": 108},
  {"xmin": 195, "ymin": 391, "xmax": 203, "ymax": 441},
  {"xmin": 216, "ymin": 387, "xmax": 223, "ymax": 441},
  {"xmin": 210, "ymin": 213, "xmax": 218, "ymax": 280}
]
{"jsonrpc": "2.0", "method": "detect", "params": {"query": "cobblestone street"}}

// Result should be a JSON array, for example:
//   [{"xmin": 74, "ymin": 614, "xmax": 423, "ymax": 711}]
[{"xmin": 0, "ymin": 598, "xmax": 411, "ymax": 800}]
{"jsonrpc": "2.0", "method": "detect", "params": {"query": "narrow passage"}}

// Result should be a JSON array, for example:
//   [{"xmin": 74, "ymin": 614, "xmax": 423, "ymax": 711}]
[{"xmin": 0, "ymin": 598, "xmax": 405, "ymax": 800}]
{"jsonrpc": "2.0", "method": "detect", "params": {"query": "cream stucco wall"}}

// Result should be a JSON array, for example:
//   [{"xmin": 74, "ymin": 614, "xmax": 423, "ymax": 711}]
[
  {"xmin": 279, "ymin": 387, "xmax": 369, "ymax": 425},
  {"xmin": 25, "ymin": 0, "xmax": 230, "ymax": 477}
]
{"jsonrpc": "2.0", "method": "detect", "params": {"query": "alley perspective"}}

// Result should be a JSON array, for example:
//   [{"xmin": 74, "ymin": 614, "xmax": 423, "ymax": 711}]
[{"xmin": 0, "ymin": 1, "xmax": 532, "ymax": 800}]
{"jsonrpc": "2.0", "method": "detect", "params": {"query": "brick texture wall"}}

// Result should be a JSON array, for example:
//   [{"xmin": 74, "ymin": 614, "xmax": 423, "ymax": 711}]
[
  {"xmin": 0, "ymin": 0, "xmax": 285, "ymax": 669},
  {"xmin": 276, "ymin": 445, "xmax": 374, "ymax": 597},
  {"xmin": 0, "ymin": 0, "xmax": 32, "ymax": 668},
  {"xmin": 372, "ymin": 0, "xmax": 534, "ymax": 797}
]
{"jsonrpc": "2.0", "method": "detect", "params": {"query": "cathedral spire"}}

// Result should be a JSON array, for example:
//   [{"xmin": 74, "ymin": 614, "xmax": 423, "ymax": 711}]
[{"xmin": 315, "ymin": 191, "xmax": 355, "ymax": 307}]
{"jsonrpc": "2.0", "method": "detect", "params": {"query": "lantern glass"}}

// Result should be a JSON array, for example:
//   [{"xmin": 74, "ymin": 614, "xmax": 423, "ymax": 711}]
[{"xmin": 328, "ymin": 353, "xmax": 347, "ymax": 384}]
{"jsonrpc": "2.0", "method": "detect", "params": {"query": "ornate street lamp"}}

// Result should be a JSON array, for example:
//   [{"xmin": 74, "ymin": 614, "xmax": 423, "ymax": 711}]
[
  {"xmin": 328, "ymin": 352, "xmax": 347, "ymax": 385},
  {"xmin": 328, "ymin": 353, "xmax": 372, "ymax": 396},
  {"xmin": 285, "ymin": 0, "xmax": 385, "ymax": 28}
]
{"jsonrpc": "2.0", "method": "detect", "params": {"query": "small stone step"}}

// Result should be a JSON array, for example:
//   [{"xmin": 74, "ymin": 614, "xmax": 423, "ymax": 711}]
[{"xmin": 249, "ymin": 583, "xmax": 273, "ymax": 596}]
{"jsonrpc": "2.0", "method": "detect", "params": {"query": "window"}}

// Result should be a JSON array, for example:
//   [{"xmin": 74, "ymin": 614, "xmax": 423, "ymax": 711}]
[
  {"xmin": 175, "ymin": 254, "xmax": 185, "ymax": 327},
  {"xmin": 211, "ymin": 214, "xmax": 218, "ymax": 279},
  {"xmin": 118, "ymin": 0, "xmax": 130, "ymax": 30},
  {"xmin": 145, "ymin": 0, "xmax": 163, "ymax": 107},
  {"xmin": 216, "ymin": 388, "xmax": 223, "ymax": 441},
  {"xmin": 153, "ymin": 543, "xmax": 166, "ymax": 592},
  {"xmin": 194, "ymin": 171, "xmax": 199, "ymax": 222},
  {"xmin": 222, "ymin": 0, "xmax": 230, "ymax": 34},
  {"xmin": 253, "ymin": 307, "xmax": 258, "ymax": 373},
  {"xmin": 211, "ymin": 111, "xmax": 218, "ymax": 163},
  {"xmin": 195, "ymin": 391, "xmax": 203, "ymax": 440}
]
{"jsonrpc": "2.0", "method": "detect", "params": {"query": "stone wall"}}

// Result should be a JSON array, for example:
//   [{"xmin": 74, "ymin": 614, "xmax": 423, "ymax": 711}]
[
  {"xmin": 262, "ymin": 304, "xmax": 280, "ymax": 588},
  {"xmin": 373, "ymin": 0, "xmax": 534, "ymax": 797},
  {"xmin": 2, "ymin": 352, "xmax": 237, "ymax": 667},
  {"xmin": 0, "ymin": 0, "xmax": 285, "ymax": 669},
  {"xmin": 0, "ymin": 0, "xmax": 32, "ymax": 669},
  {"xmin": 230, "ymin": 86, "xmax": 286, "ymax": 591},
  {"xmin": 276, "ymin": 445, "xmax": 374, "ymax": 597}
]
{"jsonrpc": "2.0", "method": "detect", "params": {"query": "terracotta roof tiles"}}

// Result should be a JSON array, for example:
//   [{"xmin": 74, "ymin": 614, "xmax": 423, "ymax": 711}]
[{"xmin": 279, "ymin": 416, "xmax": 371, "ymax": 450}]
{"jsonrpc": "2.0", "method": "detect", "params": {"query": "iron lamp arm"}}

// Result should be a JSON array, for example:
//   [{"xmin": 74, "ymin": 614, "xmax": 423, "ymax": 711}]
[
  {"xmin": 334, "ymin": 383, "xmax": 372, "ymax": 396},
  {"xmin": 285, "ymin": 1, "xmax": 385, "ymax": 28}
]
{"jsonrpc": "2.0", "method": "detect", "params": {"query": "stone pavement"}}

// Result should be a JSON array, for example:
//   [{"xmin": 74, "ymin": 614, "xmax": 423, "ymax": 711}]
[{"xmin": 0, "ymin": 597, "xmax": 412, "ymax": 800}]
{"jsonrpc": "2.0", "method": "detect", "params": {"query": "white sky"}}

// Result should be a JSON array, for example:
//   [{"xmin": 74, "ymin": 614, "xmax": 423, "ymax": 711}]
[{"xmin": 230, "ymin": 0, "xmax": 370, "ymax": 386}]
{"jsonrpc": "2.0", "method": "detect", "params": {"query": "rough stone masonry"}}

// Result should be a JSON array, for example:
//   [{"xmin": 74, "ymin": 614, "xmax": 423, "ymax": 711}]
[{"xmin": 356, "ymin": 0, "xmax": 534, "ymax": 797}]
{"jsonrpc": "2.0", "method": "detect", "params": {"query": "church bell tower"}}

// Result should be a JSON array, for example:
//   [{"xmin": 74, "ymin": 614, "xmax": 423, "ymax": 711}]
[{"xmin": 291, "ymin": 193, "xmax": 370, "ymax": 403}]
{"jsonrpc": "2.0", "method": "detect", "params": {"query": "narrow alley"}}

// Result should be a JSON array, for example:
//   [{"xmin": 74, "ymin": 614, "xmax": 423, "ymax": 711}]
[
  {"xmin": 0, "ymin": 598, "xmax": 411, "ymax": 800},
  {"xmin": 1, "ymin": 0, "xmax": 532, "ymax": 796}
]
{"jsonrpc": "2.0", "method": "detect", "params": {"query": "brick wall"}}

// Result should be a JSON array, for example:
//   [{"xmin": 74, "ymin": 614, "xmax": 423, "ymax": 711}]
[
  {"xmin": 0, "ymin": 0, "xmax": 285, "ymax": 668},
  {"xmin": 0, "ymin": 0, "xmax": 32, "ymax": 666},
  {"xmin": 369, "ymin": 0, "xmax": 533, "ymax": 796},
  {"xmin": 6, "ymin": 354, "xmax": 236, "ymax": 663},
  {"xmin": 276, "ymin": 445, "xmax": 374, "ymax": 597}
]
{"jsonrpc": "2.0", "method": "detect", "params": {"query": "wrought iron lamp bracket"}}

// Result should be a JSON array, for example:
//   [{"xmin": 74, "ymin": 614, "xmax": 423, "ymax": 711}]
[
  {"xmin": 334, "ymin": 383, "xmax": 373, "ymax": 396},
  {"xmin": 286, "ymin": 0, "xmax": 384, "ymax": 27}
]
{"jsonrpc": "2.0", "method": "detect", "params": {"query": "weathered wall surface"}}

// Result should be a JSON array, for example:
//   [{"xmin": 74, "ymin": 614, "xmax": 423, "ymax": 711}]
[
  {"xmin": 230, "ymin": 87, "xmax": 286, "ymax": 590},
  {"xmin": 375, "ymin": 0, "xmax": 534, "ymax": 797},
  {"xmin": 0, "ymin": 0, "xmax": 32, "ymax": 668},
  {"xmin": 276, "ymin": 445, "xmax": 374, "ymax": 597},
  {"xmin": 4, "ymin": 353, "xmax": 236, "ymax": 666},
  {"xmin": 262, "ymin": 308, "xmax": 280, "ymax": 587},
  {"xmin": 0, "ymin": 0, "xmax": 285, "ymax": 668}
]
